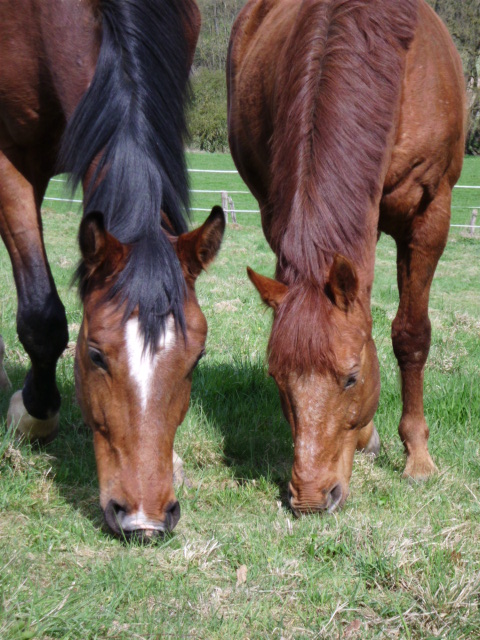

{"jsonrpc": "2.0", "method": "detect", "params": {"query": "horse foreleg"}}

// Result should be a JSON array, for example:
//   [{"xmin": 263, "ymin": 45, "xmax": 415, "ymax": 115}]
[
  {"xmin": 0, "ymin": 152, "xmax": 68, "ymax": 442},
  {"xmin": 391, "ymin": 183, "xmax": 451, "ymax": 480}
]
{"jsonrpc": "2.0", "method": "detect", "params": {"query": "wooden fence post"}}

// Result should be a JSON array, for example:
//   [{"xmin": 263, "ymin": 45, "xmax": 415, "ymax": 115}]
[
  {"xmin": 470, "ymin": 208, "xmax": 478, "ymax": 237},
  {"xmin": 228, "ymin": 196, "xmax": 237, "ymax": 223},
  {"xmin": 221, "ymin": 191, "xmax": 229, "ymax": 223}
]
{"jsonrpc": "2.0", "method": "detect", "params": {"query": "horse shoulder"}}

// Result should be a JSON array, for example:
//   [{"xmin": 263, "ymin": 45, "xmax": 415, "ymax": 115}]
[{"xmin": 382, "ymin": 0, "xmax": 465, "ymax": 219}]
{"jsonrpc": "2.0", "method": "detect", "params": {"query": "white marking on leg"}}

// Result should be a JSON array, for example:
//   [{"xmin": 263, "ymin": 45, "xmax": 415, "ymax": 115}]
[{"xmin": 125, "ymin": 316, "xmax": 176, "ymax": 412}]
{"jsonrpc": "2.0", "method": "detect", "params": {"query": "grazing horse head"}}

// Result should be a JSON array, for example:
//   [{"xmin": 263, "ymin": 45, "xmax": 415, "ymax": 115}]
[
  {"xmin": 248, "ymin": 255, "xmax": 380, "ymax": 514},
  {"xmin": 75, "ymin": 207, "xmax": 224, "ymax": 537}
]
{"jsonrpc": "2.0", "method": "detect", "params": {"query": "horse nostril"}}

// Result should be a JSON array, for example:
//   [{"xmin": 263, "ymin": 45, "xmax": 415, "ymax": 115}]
[
  {"xmin": 104, "ymin": 499, "xmax": 127, "ymax": 535},
  {"xmin": 327, "ymin": 483, "xmax": 343, "ymax": 513},
  {"xmin": 165, "ymin": 500, "xmax": 181, "ymax": 531}
]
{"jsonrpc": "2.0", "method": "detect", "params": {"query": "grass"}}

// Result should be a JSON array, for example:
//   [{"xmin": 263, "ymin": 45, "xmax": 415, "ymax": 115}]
[{"xmin": 0, "ymin": 154, "xmax": 479, "ymax": 639}]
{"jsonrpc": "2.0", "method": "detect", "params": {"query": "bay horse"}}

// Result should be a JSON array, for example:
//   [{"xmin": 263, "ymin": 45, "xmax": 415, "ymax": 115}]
[
  {"xmin": 228, "ymin": 0, "xmax": 465, "ymax": 514},
  {"xmin": 0, "ymin": 0, "xmax": 225, "ymax": 538}
]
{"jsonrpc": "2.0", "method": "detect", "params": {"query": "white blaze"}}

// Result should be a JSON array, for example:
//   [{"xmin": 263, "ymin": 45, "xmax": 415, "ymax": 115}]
[{"xmin": 125, "ymin": 316, "xmax": 176, "ymax": 412}]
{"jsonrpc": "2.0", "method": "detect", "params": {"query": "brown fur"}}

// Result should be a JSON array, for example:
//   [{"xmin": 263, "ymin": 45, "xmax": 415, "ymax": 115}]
[{"xmin": 75, "ymin": 207, "xmax": 224, "ymax": 535}]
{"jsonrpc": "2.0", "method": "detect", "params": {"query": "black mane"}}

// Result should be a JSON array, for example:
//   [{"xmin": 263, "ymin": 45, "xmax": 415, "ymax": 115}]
[{"xmin": 59, "ymin": 0, "xmax": 194, "ymax": 348}]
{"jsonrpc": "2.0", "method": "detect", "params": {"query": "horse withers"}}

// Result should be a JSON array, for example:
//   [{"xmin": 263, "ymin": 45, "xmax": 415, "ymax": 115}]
[
  {"xmin": 0, "ymin": 0, "xmax": 225, "ymax": 538},
  {"xmin": 228, "ymin": 0, "xmax": 465, "ymax": 514}
]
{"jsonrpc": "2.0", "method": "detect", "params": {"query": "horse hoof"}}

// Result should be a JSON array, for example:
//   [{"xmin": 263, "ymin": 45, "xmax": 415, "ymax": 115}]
[
  {"xmin": 402, "ymin": 452, "xmax": 438, "ymax": 481},
  {"xmin": 173, "ymin": 450, "xmax": 189, "ymax": 487},
  {"xmin": 356, "ymin": 421, "xmax": 380, "ymax": 457},
  {"xmin": 362, "ymin": 425, "xmax": 380, "ymax": 457},
  {"xmin": 7, "ymin": 390, "xmax": 59, "ymax": 443}
]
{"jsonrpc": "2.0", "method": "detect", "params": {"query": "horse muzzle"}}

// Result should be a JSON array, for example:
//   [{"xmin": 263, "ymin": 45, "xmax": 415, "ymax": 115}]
[
  {"xmin": 104, "ymin": 499, "xmax": 181, "ymax": 540},
  {"xmin": 288, "ymin": 481, "xmax": 346, "ymax": 516}
]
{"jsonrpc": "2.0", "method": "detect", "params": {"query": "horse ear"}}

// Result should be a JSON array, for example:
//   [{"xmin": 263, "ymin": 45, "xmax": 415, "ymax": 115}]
[
  {"xmin": 176, "ymin": 206, "xmax": 225, "ymax": 282},
  {"xmin": 327, "ymin": 254, "xmax": 358, "ymax": 312},
  {"xmin": 247, "ymin": 267, "xmax": 288, "ymax": 311},
  {"xmin": 79, "ymin": 212, "xmax": 128, "ymax": 276}
]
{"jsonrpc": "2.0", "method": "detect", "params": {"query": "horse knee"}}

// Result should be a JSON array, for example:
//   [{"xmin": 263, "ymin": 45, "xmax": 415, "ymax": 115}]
[
  {"xmin": 17, "ymin": 294, "xmax": 68, "ymax": 364},
  {"xmin": 391, "ymin": 316, "xmax": 431, "ymax": 369},
  {"xmin": 15, "ymin": 294, "xmax": 68, "ymax": 420}
]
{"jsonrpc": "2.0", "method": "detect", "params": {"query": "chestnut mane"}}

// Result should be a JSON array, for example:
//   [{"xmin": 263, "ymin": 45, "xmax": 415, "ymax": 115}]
[
  {"xmin": 269, "ymin": 0, "xmax": 418, "ymax": 286},
  {"xmin": 267, "ymin": 0, "xmax": 418, "ymax": 373}
]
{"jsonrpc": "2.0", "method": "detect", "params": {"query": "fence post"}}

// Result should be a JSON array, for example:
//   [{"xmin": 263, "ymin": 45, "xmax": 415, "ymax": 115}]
[
  {"xmin": 221, "ymin": 191, "xmax": 229, "ymax": 223},
  {"xmin": 228, "ymin": 196, "xmax": 237, "ymax": 223},
  {"xmin": 470, "ymin": 208, "xmax": 478, "ymax": 237}
]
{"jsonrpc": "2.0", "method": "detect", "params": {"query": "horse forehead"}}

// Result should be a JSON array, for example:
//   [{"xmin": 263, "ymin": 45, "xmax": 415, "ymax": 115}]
[
  {"xmin": 320, "ymin": 309, "xmax": 369, "ymax": 353},
  {"xmin": 124, "ymin": 315, "xmax": 177, "ymax": 411},
  {"xmin": 83, "ymin": 294, "xmax": 124, "ymax": 337},
  {"xmin": 124, "ymin": 315, "xmax": 177, "ymax": 372},
  {"xmin": 287, "ymin": 369, "xmax": 336, "ymax": 392}
]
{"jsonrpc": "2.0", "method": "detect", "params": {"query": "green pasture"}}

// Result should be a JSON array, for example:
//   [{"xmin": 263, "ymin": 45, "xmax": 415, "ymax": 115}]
[
  {"xmin": 0, "ymin": 154, "xmax": 479, "ymax": 639},
  {"xmin": 186, "ymin": 153, "xmax": 480, "ymax": 233}
]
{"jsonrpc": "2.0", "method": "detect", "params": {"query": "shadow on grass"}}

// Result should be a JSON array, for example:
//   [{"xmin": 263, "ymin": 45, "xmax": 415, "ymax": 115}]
[
  {"xmin": 190, "ymin": 358, "xmax": 406, "ymax": 497},
  {"xmin": 190, "ymin": 357, "xmax": 293, "ymax": 501},
  {"xmin": 2, "ymin": 356, "xmax": 406, "ymax": 529},
  {"xmin": 0, "ymin": 360, "xmax": 104, "ymax": 528},
  {"xmin": 1, "ymin": 356, "xmax": 293, "ymax": 535}
]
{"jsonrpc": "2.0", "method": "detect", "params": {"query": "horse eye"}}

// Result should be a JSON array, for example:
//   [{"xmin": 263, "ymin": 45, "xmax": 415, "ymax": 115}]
[
  {"xmin": 344, "ymin": 374, "xmax": 358, "ymax": 390},
  {"xmin": 88, "ymin": 347, "xmax": 108, "ymax": 371}
]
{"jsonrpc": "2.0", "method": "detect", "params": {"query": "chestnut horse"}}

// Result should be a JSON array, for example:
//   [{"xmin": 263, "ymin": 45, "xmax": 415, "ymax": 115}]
[
  {"xmin": 0, "ymin": 0, "xmax": 225, "ymax": 538},
  {"xmin": 228, "ymin": 0, "xmax": 465, "ymax": 514}
]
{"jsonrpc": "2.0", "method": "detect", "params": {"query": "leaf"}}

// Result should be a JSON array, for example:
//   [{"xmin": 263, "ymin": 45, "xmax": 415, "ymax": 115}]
[{"xmin": 236, "ymin": 564, "xmax": 247, "ymax": 586}]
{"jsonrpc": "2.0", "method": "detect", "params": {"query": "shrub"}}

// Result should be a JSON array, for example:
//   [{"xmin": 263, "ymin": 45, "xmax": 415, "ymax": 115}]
[{"xmin": 188, "ymin": 68, "xmax": 228, "ymax": 153}]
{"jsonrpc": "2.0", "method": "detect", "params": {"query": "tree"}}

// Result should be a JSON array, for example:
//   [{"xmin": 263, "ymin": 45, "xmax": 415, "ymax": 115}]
[{"xmin": 194, "ymin": 0, "xmax": 244, "ymax": 71}]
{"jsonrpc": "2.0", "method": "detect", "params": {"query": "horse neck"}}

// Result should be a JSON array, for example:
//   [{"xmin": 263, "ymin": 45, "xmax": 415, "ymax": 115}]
[
  {"xmin": 268, "ymin": 0, "xmax": 417, "ymax": 290},
  {"xmin": 59, "ymin": 0, "xmax": 195, "ymax": 239}
]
